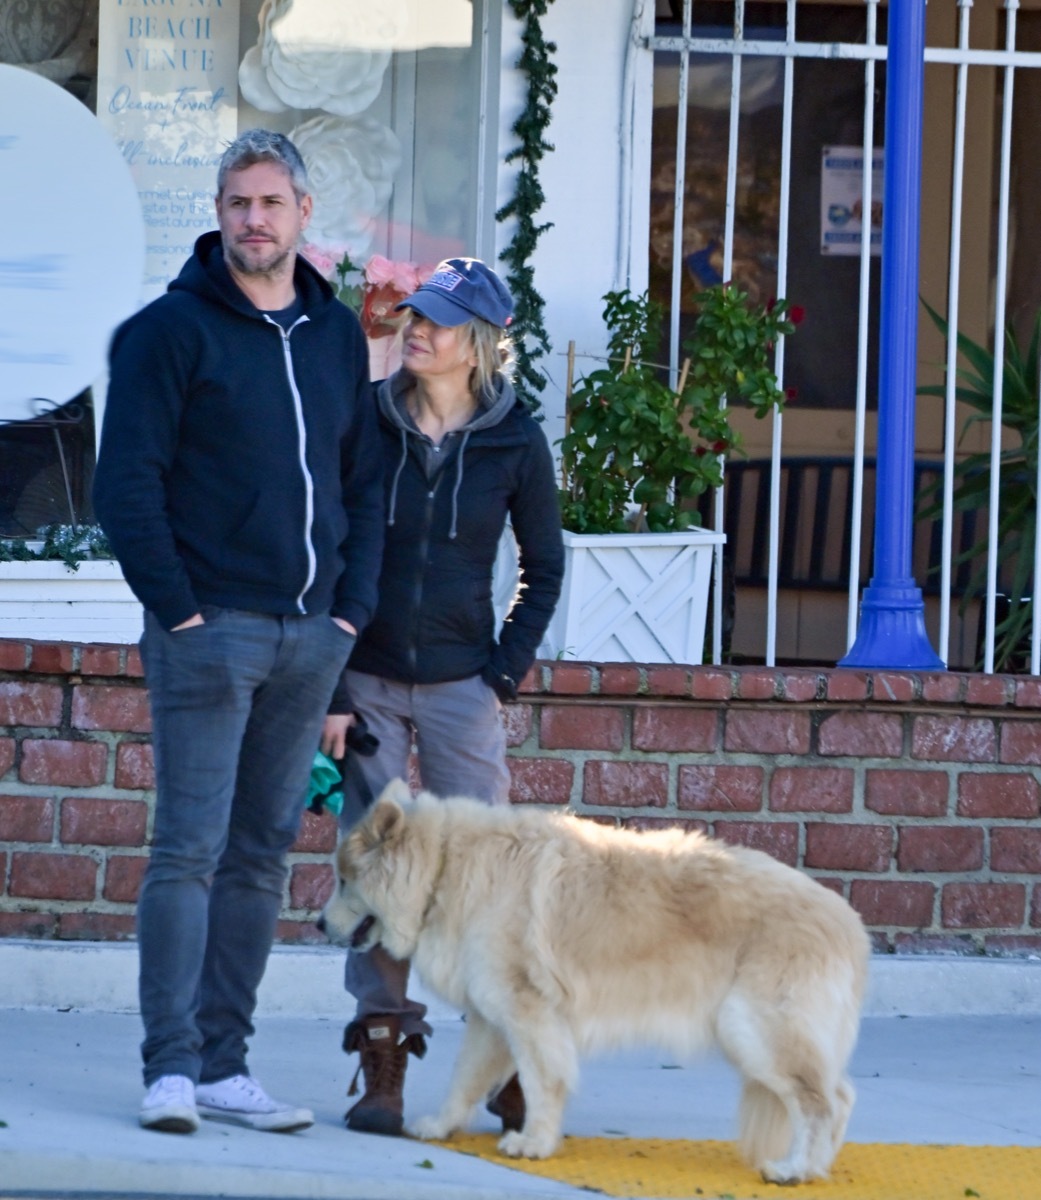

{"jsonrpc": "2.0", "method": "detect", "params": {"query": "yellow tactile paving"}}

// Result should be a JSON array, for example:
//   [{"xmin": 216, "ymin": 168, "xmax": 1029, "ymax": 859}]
[{"xmin": 442, "ymin": 1134, "xmax": 1041, "ymax": 1200}]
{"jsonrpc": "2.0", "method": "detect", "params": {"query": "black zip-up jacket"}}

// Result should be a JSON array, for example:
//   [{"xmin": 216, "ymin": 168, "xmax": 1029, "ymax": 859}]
[
  {"xmin": 339, "ymin": 372, "xmax": 564, "ymax": 702},
  {"xmin": 93, "ymin": 231, "xmax": 384, "ymax": 633}
]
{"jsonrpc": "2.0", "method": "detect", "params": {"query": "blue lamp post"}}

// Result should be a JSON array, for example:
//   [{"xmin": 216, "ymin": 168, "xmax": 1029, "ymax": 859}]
[{"xmin": 840, "ymin": 0, "xmax": 945, "ymax": 670}]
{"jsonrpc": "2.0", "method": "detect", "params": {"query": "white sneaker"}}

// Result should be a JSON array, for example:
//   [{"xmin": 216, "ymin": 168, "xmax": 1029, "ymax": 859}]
[
  {"xmin": 195, "ymin": 1074, "xmax": 314, "ymax": 1133},
  {"xmin": 139, "ymin": 1074, "xmax": 199, "ymax": 1133}
]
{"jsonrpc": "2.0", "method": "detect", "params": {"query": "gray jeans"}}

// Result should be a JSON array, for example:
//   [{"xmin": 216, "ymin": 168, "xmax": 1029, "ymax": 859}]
[
  {"xmin": 138, "ymin": 608, "xmax": 354, "ymax": 1085},
  {"xmin": 340, "ymin": 670, "xmax": 509, "ymax": 1037}
]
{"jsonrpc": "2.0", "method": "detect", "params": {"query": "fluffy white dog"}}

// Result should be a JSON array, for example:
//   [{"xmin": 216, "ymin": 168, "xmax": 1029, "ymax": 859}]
[{"xmin": 320, "ymin": 780, "xmax": 870, "ymax": 1185}]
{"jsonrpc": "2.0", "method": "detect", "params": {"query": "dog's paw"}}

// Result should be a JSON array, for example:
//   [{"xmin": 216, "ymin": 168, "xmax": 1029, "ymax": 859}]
[
  {"xmin": 760, "ymin": 1160, "xmax": 806, "ymax": 1186},
  {"xmin": 409, "ymin": 1113, "xmax": 457, "ymax": 1142},
  {"xmin": 498, "ymin": 1129, "xmax": 557, "ymax": 1159}
]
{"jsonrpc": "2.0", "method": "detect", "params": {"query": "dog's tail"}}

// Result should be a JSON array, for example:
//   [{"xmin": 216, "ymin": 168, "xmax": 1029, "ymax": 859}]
[{"xmin": 738, "ymin": 1081, "xmax": 790, "ymax": 1169}]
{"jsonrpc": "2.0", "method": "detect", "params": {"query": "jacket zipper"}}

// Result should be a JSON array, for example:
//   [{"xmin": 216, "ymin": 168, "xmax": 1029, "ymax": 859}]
[
  {"xmin": 407, "ymin": 477, "xmax": 441, "ymax": 673},
  {"xmin": 265, "ymin": 313, "xmax": 314, "ymax": 612}
]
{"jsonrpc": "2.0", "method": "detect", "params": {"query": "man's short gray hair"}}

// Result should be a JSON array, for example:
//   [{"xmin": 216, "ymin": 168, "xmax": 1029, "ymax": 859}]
[{"xmin": 216, "ymin": 129, "xmax": 309, "ymax": 200}]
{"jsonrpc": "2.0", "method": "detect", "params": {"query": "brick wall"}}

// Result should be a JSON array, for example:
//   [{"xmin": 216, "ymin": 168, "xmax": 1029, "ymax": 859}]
[{"xmin": 1, "ymin": 639, "xmax": 1039, "ymax": 955}]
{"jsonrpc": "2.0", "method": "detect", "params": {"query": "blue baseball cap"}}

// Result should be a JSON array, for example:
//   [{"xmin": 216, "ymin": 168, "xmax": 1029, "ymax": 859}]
[{"xmin": 395, "ymin": 258, "xmax": 514, "ymax": 329}]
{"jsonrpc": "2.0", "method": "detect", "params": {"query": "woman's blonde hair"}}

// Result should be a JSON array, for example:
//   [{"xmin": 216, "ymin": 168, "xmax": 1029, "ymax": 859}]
[{"xmin": 466, "ymin": 317, "xmax": 514, "ymax": 402}]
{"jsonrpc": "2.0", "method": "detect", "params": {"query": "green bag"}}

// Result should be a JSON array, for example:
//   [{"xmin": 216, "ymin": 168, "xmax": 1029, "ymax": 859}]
[{"xmin": 306, "ymin": 750, "xmax": 343, "ymax": 817}]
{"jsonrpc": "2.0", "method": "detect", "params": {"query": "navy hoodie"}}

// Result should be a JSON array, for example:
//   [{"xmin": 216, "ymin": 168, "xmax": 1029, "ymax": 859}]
[{"xmin": 94, "ymin": 231, "xmax": 383, "ymax": 632}]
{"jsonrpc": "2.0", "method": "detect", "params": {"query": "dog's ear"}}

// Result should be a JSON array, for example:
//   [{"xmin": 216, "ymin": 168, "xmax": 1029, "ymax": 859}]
[
  {"xmin": 357, "ymin": 791, "xmax": 407, "ymax": 851},
  {"xmin": 376, "ymin": 777, "xmax": 412, "ymax": 807}
]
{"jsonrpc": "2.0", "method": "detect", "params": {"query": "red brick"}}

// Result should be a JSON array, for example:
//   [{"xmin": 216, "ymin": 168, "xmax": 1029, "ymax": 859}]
[
  {"xmin": 827, "ymin": 671, "xmax": 869, "ymax": 701},
  {"xmin": 0, "ymin": 682, "xmax": 63, "ymax": 727},
  {"xmin": 548, "ymin": 663, "xmax": 594, "ymax": 695},
  {"xmin": 804, "ymin": 823, "xmax": 893, "ymax": 872},
  {"xmin": 999, "ymin": 722, "xmax": 1041, "ymax": 765},
  {"xmin": 984, "ymin": 935, "xmax": 1041, "ymax": 957},
  {"xmin": 277, "ymin": 919, "xmax": 327, "ymax": 944},
  {"xmin": 582, "ymin": 760, "xmax": 668, "ymax": 808},
  {"xmin": 780, "ymin": 671, "xmax": 821, "ymax": 702},
  {"xmin": 941, "ymin": 883, "xmax": 1025, "ymax": 929},
  {"xmin": 645, "ymin": 666, "xmax": 690, "ymax": 697},
  {"xmin": 865, "ymin": 769, "xmax": 949, "ymax": 817},
  {"xmin": 735, "ymin": 669, "xmax": 779, "ymax": 700},
  {"xmin": 57, "ymin": 913, "xmax": 137, "ymax": 940},
  {"xmin": 0, "ymin": 640, "xmax": 28, "ymax": 670},
  {"xmin": 539, "ymin": 706, "xmax": 624, "ymax": 751},
  {"xmin": 957, "ymin": 773, "xmax": 1040, "ymax": 819},
  {"xmin": 126, "ymin": 646, "xmax": 145, "ymax": 678},
  {"xmin": 29, "ymin": 642, "xmax": 75, "ymax": 674},
  {"xmin": 115, "ymin": 743, "xmax": 155, "ymax": 790},
  {"xmin": 1013, "ymin": 679, "xmax": 1041, "ymax": 709},
  {"xmin": 72, "ymin": 685, "xmax": 152, "ymax": 733},
  {"xmin": 965, "ymin": 675, "xmax": 1013, "ymax": 707},
  {"xmin": 103, "ymin": 854, "xmax": 149, "ymax": 902},
  {"xmin": 503, "ymin": 703, "xmax": 533, "ymax": 747},
  {"xmin": 508, "ymin": 758, "xmax": 574, "ymax": 805},
  {"xmin": 912, "ymin": 716, "xmax": 997, "ymax": 763},
  {"xmin": 20, "ymin": 740, "xmax": 108, "ymax": 787},
  {"xmin": 0, "ymin": 911, "xmax": 56, "ymax": 937},
  {"xmin": 818, "ymin": 713, "xmax": 903, "ymax": 758},
  {"xmin": 632, "ymin": 707, "xmax": 717, "ymax": 752},
  {"xmin": 713, "ymin": 820, "xmax": 799, "ymax": 865},
  {"xmin": 898, "ymin": 826, "xmax": 984, "ymax": 872},
  {"xmin": 893, "ymin": 933, "xmax": 976, "ymax": 955},
  {"xmin": 769, "ymin": 767, "xmax": 854, "ymax": 813},
  {"xmin": 921, "ymin": 673, "xmax": 964, "ymax": 704},
  {"xmin": 80, "ymin": 646, "xmax": 125, "ymax": 676},
  {"xmin": 689, "ymin": 668, "xmax": 733, "ymax": 700},
  {"xmin": 60, "ymin": 798, "xmax": 148, "ymax": 847},
  {"xmin": 0, "ymin": 736, "xmax": 14, "ymax": 778},
  {"xmin": 724, "ymin": 710, "xmax": 811, "ymax": 755},
  {"xmin": 600, "ymin": 665, "xmax": 642, "ymax": 695},
  {"xmin": 677, "ymin": 765, "xmax": 764, "ymax": 812},
  {"xmin": 871, "ymin": 672, "xmax": 918, "ymax": 702},
  {"xmin": 0, "ymin": 795, "xmax": 55, "ymax": 842},
  {"xmin": 620, "ymin": 816, "xmax": 706, "ymax": 834},
  {"xmin": 291, "ymin": 810, "xmax": 337, "ymax": 854},
  {"xmin": 289, "ymin": 863, "xmax": 334, "ymax": 910},
  {"xmin": 850, "ymin": 880, "xmax": 935, "ymax": 927},
  {"xmin": 1033, "ymin": 884, "xmax": 1041, "ymax": 928},
  {"xmin": 991, "ymin": 828, "xmax": 1041, "ymax": 874},
  {"xmin": 10, "ymin": 851, "xmax": 97, "ymax": 899}
]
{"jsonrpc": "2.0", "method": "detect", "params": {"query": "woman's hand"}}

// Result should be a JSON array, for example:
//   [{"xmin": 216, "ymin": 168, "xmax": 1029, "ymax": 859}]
[{"xmin": 321, "ymin": 712, "xmax": 356, "ymax": 760}]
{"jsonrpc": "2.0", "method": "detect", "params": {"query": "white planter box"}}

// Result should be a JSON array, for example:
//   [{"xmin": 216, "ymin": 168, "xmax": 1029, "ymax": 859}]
[
  {"xmin": 539, "ymin": 528, "xmax": 726, "ymax": 664},
  {"xmin": 0, "ymin": 560, "xmax": 143, "ymax": 643}
]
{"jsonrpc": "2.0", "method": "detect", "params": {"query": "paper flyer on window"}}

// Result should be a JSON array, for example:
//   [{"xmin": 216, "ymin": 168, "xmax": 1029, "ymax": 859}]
[{"xmin": 820, "ymin": 146, "xmax": 883, "ymax": 257}]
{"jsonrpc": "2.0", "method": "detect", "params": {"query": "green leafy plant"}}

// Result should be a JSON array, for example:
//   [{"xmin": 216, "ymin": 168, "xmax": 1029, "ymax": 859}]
[
  {"xmin": 918, "ymin": 299, "xmax": 1038, "ymax": 671},
  {"xmin": 0, "ymin": 523, "xmax": 112, "ymax": 570},
  {"xmin": 558, "ymin": 285, "xmax": 798, "ymax": 534}
]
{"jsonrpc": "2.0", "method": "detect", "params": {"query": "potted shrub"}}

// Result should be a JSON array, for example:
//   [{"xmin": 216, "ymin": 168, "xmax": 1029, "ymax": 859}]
[
  {"xmin": 918, "ymin": 300, "xmax": 1037, "ymax": 671},
  {"xmin": 541, "ymin": 284, "xmax": 798, "ymax": 663},
  {"xmin": 0, "ymin": 523, "xmax": 142, "ymax": 643}
]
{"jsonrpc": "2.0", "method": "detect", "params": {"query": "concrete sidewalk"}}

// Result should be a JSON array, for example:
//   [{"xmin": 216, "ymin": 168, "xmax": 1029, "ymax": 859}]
[{"xmin": 1, "ymin": 942, "xmax": 1039, "ymax": 1200}]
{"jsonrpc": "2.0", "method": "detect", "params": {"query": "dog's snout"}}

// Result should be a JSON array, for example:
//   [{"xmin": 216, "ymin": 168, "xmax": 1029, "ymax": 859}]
[{"xmin": 315, "ymin": 914, "xmax": 327, "ymax": 935}]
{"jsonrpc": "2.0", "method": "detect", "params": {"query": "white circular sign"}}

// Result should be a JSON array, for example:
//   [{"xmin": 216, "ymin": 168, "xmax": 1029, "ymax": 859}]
[{"xmin": 0, "ymin": 64, "xmax": 145, "ymax": 420}]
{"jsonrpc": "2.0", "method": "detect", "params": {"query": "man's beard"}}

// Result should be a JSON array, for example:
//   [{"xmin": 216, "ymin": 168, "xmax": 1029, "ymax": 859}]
[{"xmin": 226, "ymin": 239, "xmax": 293, "ymax": 278}]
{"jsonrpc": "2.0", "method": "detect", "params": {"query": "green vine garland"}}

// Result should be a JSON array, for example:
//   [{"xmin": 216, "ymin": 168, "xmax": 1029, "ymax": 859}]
[{"xmin": 498, "ymin": 0, "xmax": 558, "ymax": 411}]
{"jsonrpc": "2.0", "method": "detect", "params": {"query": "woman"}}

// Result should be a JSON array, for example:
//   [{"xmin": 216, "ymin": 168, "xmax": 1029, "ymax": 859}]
[{"xmin": 321, "ymin": 258, "xmax": 564, "ymax": 1136}]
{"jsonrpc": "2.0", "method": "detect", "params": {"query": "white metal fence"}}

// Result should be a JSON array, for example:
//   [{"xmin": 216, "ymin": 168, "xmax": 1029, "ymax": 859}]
[{"xmin": 649, "ymin": 0, "xmax": 1041, "ymax": 674}]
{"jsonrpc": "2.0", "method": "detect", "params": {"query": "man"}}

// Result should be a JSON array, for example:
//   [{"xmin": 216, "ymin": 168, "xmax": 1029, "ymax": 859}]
[{"xmin": 93, "ymin": 129, "xmax": 383, "ymax": 1135}]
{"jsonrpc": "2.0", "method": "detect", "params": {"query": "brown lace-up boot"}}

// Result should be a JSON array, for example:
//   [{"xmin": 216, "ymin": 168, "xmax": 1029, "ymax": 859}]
[
  {"xmin": 342, "ymin": 1015, "xmax": 427, "ymax": 1136},
  {"xmin": 486, "ymin": 1073, "xmax": 526, "ymax": 1132}
]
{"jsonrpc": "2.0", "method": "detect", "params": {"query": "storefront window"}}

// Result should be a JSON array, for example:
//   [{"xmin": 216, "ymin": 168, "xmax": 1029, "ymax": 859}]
[{"xmin": 1, "ymin": 0, "xmax": 486, "ymax": 534}]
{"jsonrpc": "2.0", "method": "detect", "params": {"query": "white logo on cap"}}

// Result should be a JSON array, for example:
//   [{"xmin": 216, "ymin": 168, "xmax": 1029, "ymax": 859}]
[{"xmin": 428, "ymin": 267, "xmax": 464, "ymax": 292}]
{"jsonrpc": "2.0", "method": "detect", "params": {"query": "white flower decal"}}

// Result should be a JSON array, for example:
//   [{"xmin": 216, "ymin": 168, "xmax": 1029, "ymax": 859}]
[
  {"xmin": 239, "ymin": 0, "xmax": 391, "ymax": 118},
  {"xmin": 291, "ymin": 114, "xmax": 401, "ymax": 259}
]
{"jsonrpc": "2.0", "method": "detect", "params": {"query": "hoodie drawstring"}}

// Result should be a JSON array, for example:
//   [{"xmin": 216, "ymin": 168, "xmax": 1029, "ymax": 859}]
[
  {"xmin": 448, "ymin": 430, "xmax": 471, "ymax": 540},
  {"xmin": 387, "ymin": 427, "xmax": 408, "ymax": 527}
]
